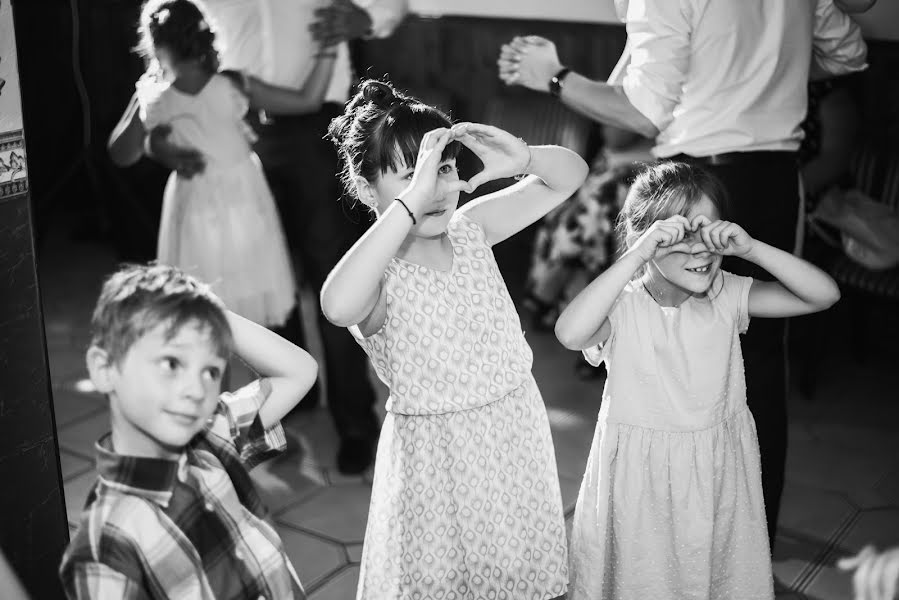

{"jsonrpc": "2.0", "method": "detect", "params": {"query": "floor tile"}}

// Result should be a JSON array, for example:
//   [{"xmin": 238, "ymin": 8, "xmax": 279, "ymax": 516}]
[
  {"xmin": 51, "ymin": 388, "xmax": 105, "ymax": 429},
  {"xmin": 558, "ymin": 474, "xmax": 581, "ymax": 517},
  {"xmin": 59, "ymin": 449, "xmax": 93, "ymax": 481},
  {"xmin": 346, "ymin": 543, "xmax": 363, "ymax": 563},
  {"xmin": 57, "ymin": 410, "xmax": 110, "ymax": 457},
  {"xmin": 64, "ymin": 470, "xmax": 97, "ymax": 526},
  {"xmin": 308, "ymin": 565, "xmax": 359, "ymax": 600},
  {"xmin": 276, "ymin": 526, "xmax": 346, "ymax": 588},
  {"xmin": 277, "ymin": 483, "xmax": 372, "ymax": 544},
  {"xmin": 773, "ymin": 483, "xmax": 856, "ymax": 589},
  {"xmin": 251, "ymin": 435, "xmax": 327, "ymax": 514}
]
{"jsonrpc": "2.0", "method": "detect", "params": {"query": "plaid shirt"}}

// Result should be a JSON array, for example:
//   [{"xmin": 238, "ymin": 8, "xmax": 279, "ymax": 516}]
[{"xmin": 59, "ymin": 379, "xmax": 305, "ymax": 600}]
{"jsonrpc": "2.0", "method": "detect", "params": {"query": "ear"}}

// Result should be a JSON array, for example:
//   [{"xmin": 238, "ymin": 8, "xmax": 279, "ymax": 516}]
[
  {"xmin": 353, "ymin": 175, "xmax": 377, "ymax": 210},
  {"xmin": 86, "ymin": 346, "xmax": 116, "ymax": 394}
]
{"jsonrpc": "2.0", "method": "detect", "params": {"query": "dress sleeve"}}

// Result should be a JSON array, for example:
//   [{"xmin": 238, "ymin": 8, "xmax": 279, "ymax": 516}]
[
  {"xmin": 582, "ymin": 286, "xmax": 631, "ymax": 367},
  {"xmin": 213, "ymin": 378, "xmax": 286, "ymax": 470},
  {"xmin": 719, "ymin": 271, "xmax": 753, "ymax": 335},
  {"xmin": 621, "ymin": 0, "xmax": 693, "ymax": 132},
  {"xmin": 812, "ymin": 0, "xmax": 868, "ymax": 77},
  {"xmin": 134, "ymin": 72, "xmax": 169, "ymax": 130}
]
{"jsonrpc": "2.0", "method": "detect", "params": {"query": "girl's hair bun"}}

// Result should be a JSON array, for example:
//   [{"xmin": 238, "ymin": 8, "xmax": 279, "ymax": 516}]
[{"xmin": 360, "ymin": 80, "xmax": 400, "ymax": 109}]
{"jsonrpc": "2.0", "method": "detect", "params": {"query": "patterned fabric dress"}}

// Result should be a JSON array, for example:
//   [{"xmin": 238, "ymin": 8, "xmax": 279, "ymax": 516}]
[
  {"xmin": 350, "ymin": 213, "xmax": 568, "ymax": 600},
  {"xmin": 569, "ymin": 272, "xmax": 773, "ymax": 600}
]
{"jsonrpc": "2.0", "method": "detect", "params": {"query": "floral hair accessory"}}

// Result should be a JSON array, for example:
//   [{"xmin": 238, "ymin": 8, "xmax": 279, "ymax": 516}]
[{"xmin": 154, "ymin": 8, "xmax": 171, "ymax": 25}]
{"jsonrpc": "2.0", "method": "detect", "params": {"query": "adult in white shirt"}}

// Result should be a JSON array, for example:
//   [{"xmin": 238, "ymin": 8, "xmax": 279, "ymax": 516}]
[
  {"xmin": 203, "ymin": 0, "xmax": 408, "ymax": 474},
  {"xmin": 498, "ymin": 0, "xmax": 867, "ymax": 548}
]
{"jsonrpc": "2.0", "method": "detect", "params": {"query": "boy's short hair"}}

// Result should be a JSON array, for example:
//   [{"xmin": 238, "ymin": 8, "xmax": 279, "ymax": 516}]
[{"xmin": 91, "ymin": 263, "xmax": 233, "ymax": 365}]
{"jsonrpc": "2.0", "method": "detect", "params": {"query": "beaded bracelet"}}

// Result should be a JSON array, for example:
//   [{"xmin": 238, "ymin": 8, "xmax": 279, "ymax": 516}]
[{"xmin": 395, "ymin": 198, "xmax": 417, "ymax": 225}]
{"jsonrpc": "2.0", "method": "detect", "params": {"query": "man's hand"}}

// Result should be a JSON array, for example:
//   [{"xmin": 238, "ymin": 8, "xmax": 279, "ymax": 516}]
[
  {"xmin": 147, "ymin": 124, "xmax": 205, "ymax": 178},
  {"xmin": 310, "ymin": 0, "xmax": 372, "ymax": 47}
]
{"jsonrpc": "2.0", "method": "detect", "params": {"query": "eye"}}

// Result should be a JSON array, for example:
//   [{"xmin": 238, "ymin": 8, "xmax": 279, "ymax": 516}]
[
  {"xmin": 402, "ymin": 171, "xmax": 414, "ymax": 180},
  {"xmin": 438, "ymin": 163, "xmax": 456, "ymax": 175},
  {"xmin": 203, "ymin": 367, "xmax": 223, "ymax": 382},
  {"xmin": 160, "ymin": 356, "xmax": 180, "ymax": 372}
]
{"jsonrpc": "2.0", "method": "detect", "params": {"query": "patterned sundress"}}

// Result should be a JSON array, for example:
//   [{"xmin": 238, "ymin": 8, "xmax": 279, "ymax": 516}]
[{"xmin": 350, "ymin": 213, "xmax": 568, "ymax": 600}]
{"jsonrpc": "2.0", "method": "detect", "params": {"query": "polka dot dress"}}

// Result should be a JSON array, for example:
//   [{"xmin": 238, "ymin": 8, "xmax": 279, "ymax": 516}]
[
  {"xmin": 570, "ymin": 274, "xmax": 774, "ymax": 600},
  {"xmin": 352, "ymin": 214, "xmax": 568, "ymax": 600}
]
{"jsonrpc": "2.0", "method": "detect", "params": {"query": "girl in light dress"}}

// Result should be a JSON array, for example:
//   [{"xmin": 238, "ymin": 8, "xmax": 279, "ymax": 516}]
[
  {"xmin": 555, "ymin": 161, "xmax": 841, "ymax": 600},
  {"xmin": 109, "ymin": 0, "xmax": 336, "ymax": 327},
  {"xmin": 321, "ymin": 80, "xmax": 589, "ymax": 600}
]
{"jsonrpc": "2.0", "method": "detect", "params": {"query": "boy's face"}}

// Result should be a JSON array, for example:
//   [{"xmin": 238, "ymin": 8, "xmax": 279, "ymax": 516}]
[{"xmin": 88, "ymin": 320, "xmax": 227, "ymax": 460}]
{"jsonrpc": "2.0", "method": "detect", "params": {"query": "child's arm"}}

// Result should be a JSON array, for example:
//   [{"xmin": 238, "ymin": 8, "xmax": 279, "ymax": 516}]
[
  {"xmin": 226, "ymin": 311, "xmax": 318, "ymax": 428},
  {"xmin": 227, "ymin": 50, "xmax": 338, "ymax": 115},
  {"xmin": 454, "ymin": 123, "xmax": 589, "ymax": 245},
  {"xmin": 108, "ymin": 92, "xmax": 146, "ymax": 167},
  {"xmin": 696, "ymin": 218, "xmax": 841, "ymax": 317},
  {"xmin": 321, "ymin": 128, "xmax": 469, "ymax": 328},
  {"xmin": 555, "ymin": 215, "xmax": 693, "ymax": 350}
]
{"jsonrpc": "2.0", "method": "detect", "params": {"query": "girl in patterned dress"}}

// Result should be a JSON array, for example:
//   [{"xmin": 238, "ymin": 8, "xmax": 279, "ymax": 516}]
[
  {"xmin": 555, "ymin": 162, "xmax": 841, "ymax": 599},
  {"xmin": 321, "ymin": 80, "xmax": 589, "ymax": 600}
]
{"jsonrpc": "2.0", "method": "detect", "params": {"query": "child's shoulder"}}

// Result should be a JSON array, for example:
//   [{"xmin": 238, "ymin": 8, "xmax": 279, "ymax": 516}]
[{"xmin": 63, "ymin": 484, "xmax": 159, "ymax": 565}]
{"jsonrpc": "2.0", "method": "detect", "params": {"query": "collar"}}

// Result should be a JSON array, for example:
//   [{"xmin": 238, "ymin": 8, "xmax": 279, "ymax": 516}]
[{"xmin": 94, "ymin": 433, "xmax": 191, "ymax": 508}]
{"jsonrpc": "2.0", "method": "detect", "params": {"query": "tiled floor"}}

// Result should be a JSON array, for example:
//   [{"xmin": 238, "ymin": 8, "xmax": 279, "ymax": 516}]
[{"xmin": 41, "ymin": 221, "xmax": 899, "ymax": 599}]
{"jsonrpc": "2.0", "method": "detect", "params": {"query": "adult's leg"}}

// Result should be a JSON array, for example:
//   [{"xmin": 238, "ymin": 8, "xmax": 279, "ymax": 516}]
[
  {"xmin": 705, "ymin": 155, "xmax": 799, "ymax": 548},
  {"xmin": 253, "ymin": 107, "xmax": 380, "ymax": 471}
]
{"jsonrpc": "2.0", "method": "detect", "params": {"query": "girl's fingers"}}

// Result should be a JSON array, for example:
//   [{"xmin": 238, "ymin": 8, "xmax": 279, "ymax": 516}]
[
  {"xmin": 666, "ymin": 214, "xmax": 692, "ymax": 229},
  {"xmin": 882, "ymin": 553, "xmax": 899, "ymax": 600},
  {"xmin": 855, "ymin": 553, "xmax": 874, "ymax": 600},
  {"xmin": 700, "ymin": 223, "xmax": 716, "ymax": 252},
  {"xmin": 690, "ymin": 214, "xmax": 712, "ymax": 231},
  {"xmin": 444, "ymin": 179, "xmax": 473, "ymax": 195}
]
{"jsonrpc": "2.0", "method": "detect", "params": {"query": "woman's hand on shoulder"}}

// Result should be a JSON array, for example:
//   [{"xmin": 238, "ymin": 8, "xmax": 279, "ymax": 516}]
[{"xmin": 451, "ymin": 122, "xmax": 530, "ymax": 192}]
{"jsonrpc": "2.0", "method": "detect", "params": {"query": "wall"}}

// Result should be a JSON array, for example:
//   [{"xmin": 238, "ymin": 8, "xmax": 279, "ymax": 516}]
[{"xmin": 0, "ymin": 1, "xmax": 70, "ymax": 598}]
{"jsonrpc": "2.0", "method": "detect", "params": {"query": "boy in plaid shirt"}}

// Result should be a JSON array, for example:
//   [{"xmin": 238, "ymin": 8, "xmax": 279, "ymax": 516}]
[{"xmin": 59, "ymin": 264, "xmax": 318, "ymax": 599}]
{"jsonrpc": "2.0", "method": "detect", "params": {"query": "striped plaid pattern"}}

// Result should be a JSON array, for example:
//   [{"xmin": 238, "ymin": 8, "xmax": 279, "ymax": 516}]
[{"xmin": 59, "ymin": 379, "xmax": 305, "ymax": 600}]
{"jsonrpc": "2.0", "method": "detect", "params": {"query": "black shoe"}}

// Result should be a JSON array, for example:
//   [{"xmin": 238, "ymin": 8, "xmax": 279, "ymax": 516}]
[{"xmin": 337, "ymin": 437, "xmax": 374, "ymax": 475}]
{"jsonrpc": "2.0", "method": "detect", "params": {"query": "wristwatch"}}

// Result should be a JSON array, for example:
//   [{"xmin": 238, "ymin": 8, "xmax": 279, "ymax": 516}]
[{"xmin": 549, "ymin": 67, "xmax": 572, "ymax": 98}]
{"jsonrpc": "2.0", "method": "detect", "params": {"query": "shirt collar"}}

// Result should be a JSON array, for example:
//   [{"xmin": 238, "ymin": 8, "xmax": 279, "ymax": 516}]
[{"xmin": 94, "ymin": 433, "xmax": 190, "ymax": 507}]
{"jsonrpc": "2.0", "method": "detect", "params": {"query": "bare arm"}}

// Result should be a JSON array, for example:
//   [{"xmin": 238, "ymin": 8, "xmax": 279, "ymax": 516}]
[
  {"xmin": 460, "ymin": 142, "xmax": 589, "ymax": 245},
  {"xmin": 697, "ymin": 220, "xmax": 841, "ymax": 317},
  {"xmin": 242, "ymin": 53, "xmax": 337, "ymax": 115},
  {"xmin": 226, "ymin": 311, "xmax": 318, "ymax": 428},
  {"xmin": 108, "ymin": 92, "xmax": 146, "ymax": 167},
  {"xmin": 320, "ymin": 128, "xmax": 468, "ymax": 328},
  {"xmin": 556, "ymin": 215, "xmax": 693, "ymax": 350}
]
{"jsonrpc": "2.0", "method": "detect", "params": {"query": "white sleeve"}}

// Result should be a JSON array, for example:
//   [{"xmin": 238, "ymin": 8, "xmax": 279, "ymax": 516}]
[
  {"xmin": 621, "ymin": 0, "xmax": 693, "ymax": 132},
  {"xmin": 812, "ymin": 0, "xmax": 868, "ymax": 77},
  {"xmin": 356, "ymin": 0, "xmax": 408, "ymax": 39}
]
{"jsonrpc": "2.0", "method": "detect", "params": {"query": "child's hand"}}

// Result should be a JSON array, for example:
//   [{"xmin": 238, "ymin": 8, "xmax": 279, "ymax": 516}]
[
  {"xmin": 694, "ymin": 216, "xmax": 755, "ymax": 257},
  {"xmin": 630, "ymin": 215, "xmax": 693, "ymax": 263},
  {"xmin": 451, "ymin": 122, "xmax": 530, "ymax": 192},
  {"xmin": 837, "ymin": 545, "xmax": 899, "ymax": 600},
  {"xmin": 399, "ymin": 128, "xmax": 471, "ymax": 214},
  {"xmin": 147, "ymin": 125, "xmax": 205, "ymax": 178}
]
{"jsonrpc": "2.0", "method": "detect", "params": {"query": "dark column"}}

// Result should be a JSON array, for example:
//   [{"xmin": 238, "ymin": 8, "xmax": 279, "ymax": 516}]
[{"xmin": 0, "ymin": 2, "xmax": 70, "ymax": 598}]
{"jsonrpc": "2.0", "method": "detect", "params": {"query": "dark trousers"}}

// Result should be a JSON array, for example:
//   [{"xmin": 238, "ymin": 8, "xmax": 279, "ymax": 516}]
[
  {"xmin": 250, "ymin": 104, "xmax": 380, "ymax": 443},
  {"xmin": 671, "ymin": 152, "xmax": 799, "ymax": 547}
]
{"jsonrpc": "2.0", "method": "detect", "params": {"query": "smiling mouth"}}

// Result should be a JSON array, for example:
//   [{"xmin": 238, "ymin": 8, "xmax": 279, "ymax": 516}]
[
  {"xmin": 166, "ymin": 411, "xmax": 200, "ymax": 425},
  {"xmin": 424, "ymin": 208, "xmax": 447, "ymax": 217},
  {"xmin": 686, "ymin": 264, "xmax": 712, "ymax": 274}
]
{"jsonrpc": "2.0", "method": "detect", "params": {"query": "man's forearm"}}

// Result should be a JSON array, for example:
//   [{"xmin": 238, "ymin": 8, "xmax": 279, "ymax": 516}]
[{"xmin": 558, "ymin": 72, "xmax": 659, "ymax": 140}]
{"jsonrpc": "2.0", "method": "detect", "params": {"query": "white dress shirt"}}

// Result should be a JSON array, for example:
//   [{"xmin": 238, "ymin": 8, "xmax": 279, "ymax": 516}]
[
  {"xmin": 619, "ymin": 0, "xmax": 868, "ymax": 158},
  {"xmin": 205, "ymin": 0, "xmax": 408, "ymax": 104}
]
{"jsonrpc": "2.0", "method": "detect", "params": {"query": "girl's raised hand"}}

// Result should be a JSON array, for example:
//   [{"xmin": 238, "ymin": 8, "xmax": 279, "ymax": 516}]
[
  {"xmin": 630, "ymin": 215, "xmax": 693, "ymax": 263},
  {"xmin": 451, "ymin": 122, "xmax": 530, "ymax": 192},
  {"xmin": 400, "ymin": 128, "xmax": 471, "ymax": 212},
  {"xmin": 697, "ymin": 218, "xmax": 755, "ymax": 257}
]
